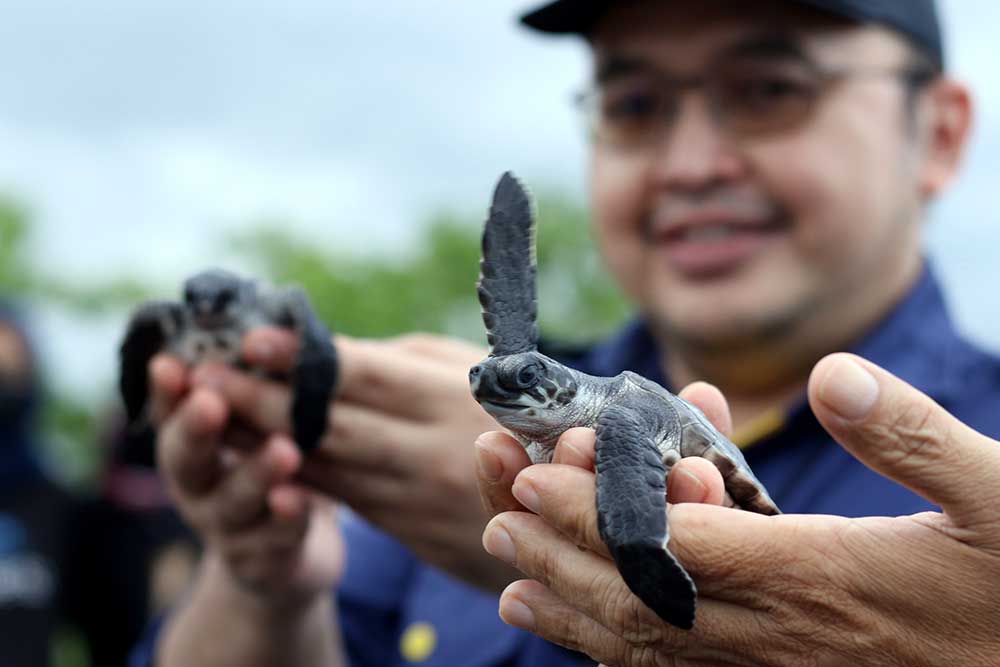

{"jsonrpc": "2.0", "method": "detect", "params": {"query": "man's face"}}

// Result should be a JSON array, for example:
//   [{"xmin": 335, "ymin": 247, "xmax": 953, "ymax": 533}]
[{"xmin": 588, "ymin": 0, "xmax": 932, "ymax": 351}]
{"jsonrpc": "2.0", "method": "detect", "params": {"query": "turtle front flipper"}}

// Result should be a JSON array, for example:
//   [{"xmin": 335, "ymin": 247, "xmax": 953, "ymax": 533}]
[
  {"xmin": 595, "ymin": 404, "xmax": 697, "ymax": 630},
  {"xmin": 119, "ymin": 300, "xmax": 184, "ymax": 431},
  {"xmin": 477, "ymin": 172, "xmax": 539, "ymax": 356},
  {"xmin": 277, "ymin": 288, "xmax": 338, "ymax": 454}
]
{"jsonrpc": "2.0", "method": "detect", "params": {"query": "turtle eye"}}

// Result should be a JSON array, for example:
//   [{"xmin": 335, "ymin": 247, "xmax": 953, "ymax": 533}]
[{"xmin": 515, "ymin": 362, "xmax": 542, "ymax": 389}]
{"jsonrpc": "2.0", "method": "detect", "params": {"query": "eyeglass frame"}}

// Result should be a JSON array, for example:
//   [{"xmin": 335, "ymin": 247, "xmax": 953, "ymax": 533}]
[{"xmin": 573, "ymin": 55, "xmax": 939, "ymax": 148}]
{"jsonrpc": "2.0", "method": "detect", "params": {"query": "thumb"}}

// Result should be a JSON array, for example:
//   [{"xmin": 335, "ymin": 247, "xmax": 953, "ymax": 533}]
[{"xmin": 808, "ymin": 353, "xmax": 1000, "ymax": 527}]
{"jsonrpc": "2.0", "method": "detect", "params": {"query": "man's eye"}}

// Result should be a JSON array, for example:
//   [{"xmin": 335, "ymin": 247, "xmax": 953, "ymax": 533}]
[
  {"xmin": 602, "ymin": 89, "xmax": 661, "ymax": 120},
  {"xmin": 727, "ymin": 76, "xmax": 812, "ymax": 109}
]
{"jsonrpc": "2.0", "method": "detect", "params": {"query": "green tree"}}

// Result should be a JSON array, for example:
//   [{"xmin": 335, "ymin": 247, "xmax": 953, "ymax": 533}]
[{"xmin": 230, "ymin": 192, "xmax": 631, "ymax": 345}]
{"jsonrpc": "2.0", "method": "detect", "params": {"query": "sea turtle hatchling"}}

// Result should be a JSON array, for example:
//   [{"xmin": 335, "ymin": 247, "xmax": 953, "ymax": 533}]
[
  {"xmin": 119, "ymin": 268, "xmax": 338, "ymax": 454},
  {"xmin": 469, "ymin": 172, "xmax": 780, "ymax": 630}
]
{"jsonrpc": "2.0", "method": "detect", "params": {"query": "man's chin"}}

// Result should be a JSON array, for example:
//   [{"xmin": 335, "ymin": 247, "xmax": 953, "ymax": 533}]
[{"xmin": 646, "ymin": 301, "xmax": 810, "ymax": 353}]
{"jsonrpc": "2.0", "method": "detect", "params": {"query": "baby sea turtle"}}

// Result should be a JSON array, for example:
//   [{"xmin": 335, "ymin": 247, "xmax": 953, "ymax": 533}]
[
  {"xmin": 119, "ymin": 268, "xmax": 338, "ymax": 453},
  {"xmin": 469, "ymin": 172, "xmax": 779, "ymax": 630}
]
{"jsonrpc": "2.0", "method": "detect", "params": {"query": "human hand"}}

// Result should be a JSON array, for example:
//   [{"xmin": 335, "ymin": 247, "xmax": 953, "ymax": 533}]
[
  {"xmin": 151, "ymin": 355, "xmax": 343, "ymax": 609},
  {"xmin": 191, "ymin": 328, "xmax": 519, "ymax": 591},
  {"xmin": 480, "ymin": 353, "xmax": 1000, "ymax": 666}
]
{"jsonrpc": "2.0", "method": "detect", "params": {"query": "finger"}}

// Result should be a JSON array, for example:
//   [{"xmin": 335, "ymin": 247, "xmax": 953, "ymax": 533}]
[
  {"xmin": 501, "ymin": 581, "xmax": 759, "ymax": 666},
  {"xmin": 335, "ymin": 336, "xmax": 468, "ymax": 419},
  {"xmin": 678, "ymin": 381, "xmax": 733, "ymax": 438},
  {"xmin": 158, "ymin": 388, "xmax": 228, "ymax": 496},
  {"xmin": 808, "ymin": 353, "xmax": 1000, "ymax": 526},
  {"xmin": 321, "ymin": 401, "xmax": 421, "ymax": 473},
  {"xmin": 551, "ymin": 427, "xmax": 596, "ymax": 469},
  {"xmin": 510, "ymin": 463, "xmax": 610, "ymax": 557},
  {"xmin": 191, "ymin": 363, "xmax": 293, "ymax": 435},
  {"xmin": 486, "ymin": 511, "xmax": 763, "ymax": 646},
  {"xmin": 214, "ymin": 434, "xmax": 302, "ymax": 532},
  {"xmin": 499, "ymin": 579, "xmax": 650, "ymax": 665},
  {"xmin": 667, "ymin": 502, "xmax": 839, "ymax": 597},
  {"xmin": 510, "ymin": 463, "xmax": 780, "ymax": 596},
  {"xmin": 389, "ymin": 333, "xmax": 486, "ymax": 367},
  {"xmin": 476, "ymin": 431, "xmax": 533, "ymax": 518},
  {"xmin": 268, "ymin": 483, "xmax": 312, "ymax": 522},
  {"xmin": 242, "ymin": 326, "xmax": 300, "ymax": 375},
  {"xmin": 149, "ymin": 354, "xmax": 188, "ymax": 426},
  {"xmin": 296, "ymin": 460, "xmax": 411, "ymax": 509},
  {"xmin": 668, "ymin": 457, "xmax": 727, "ymax": 506}
]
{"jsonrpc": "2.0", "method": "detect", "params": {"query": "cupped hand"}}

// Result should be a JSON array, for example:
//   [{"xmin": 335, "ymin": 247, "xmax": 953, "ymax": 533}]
[
  {"xmin": 193, "ymin": 327, "xmax": 519, "ymax": 591},
  {"xmin": 478, "ymin": 353, "xmax": 1000, "ymax": 666},
  {"xmin": 152, "ymin": 354, "xmax": 343, "ymax": 607}
]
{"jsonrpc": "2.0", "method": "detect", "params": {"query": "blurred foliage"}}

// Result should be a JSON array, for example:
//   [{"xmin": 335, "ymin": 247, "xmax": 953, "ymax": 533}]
[
  {"xmin": 232, "ymin": 192, "xmax": 632, "ymax": 345},
  {"xmin": 1, "ymin": 189, "xmax": 631, "ymax": 488}
]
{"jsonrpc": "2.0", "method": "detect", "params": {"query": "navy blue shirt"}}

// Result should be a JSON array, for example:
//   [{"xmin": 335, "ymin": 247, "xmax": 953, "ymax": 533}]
[{"xmin": 132, "ymin": 266, "xmax": 1000, "ymax": 667}]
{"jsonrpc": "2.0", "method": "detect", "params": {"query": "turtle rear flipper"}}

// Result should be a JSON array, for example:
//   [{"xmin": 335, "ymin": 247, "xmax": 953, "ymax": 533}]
[
  {"xmin": 275, "ymin": 288, "xmax": 338, "ymax": 454},
  {"xmin": 119, "ymin": 300, "xmax": 184, "ymax": 431},
  {"xmin": 595, "ymin": 404, "xmax": 696, "ymax": 630}
]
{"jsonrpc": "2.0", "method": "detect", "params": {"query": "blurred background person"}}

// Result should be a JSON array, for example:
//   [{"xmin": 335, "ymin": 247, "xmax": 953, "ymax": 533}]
[
  {"xmin": 62, "ymin": 414, "xmax": 198, "ymax": 667},
  {"xmin": 0, "ymin": 301, "xmax": 74, "ymax": 666}
]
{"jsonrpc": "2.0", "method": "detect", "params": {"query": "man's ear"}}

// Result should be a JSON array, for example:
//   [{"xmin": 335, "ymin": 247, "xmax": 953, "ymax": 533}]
[{"xmin": 915, "ymin": 78, "xmax": 974, "ymax": 200}]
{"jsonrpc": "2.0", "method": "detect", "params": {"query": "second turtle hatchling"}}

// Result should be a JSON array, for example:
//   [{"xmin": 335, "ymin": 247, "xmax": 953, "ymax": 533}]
[{"xmin": 119, "ymin": 268, "xmax": 338, "ymax": 454}]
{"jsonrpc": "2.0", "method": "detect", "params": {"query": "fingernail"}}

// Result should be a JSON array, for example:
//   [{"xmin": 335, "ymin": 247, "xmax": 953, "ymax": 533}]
[
  {"xmin": 483, "ymin": 524, "xmax": 517, "ymax": 564},
  {"xmin": 499, "ymin": 597, "xmax": 535, "ymax": 630},
  {"xmin": 512, "ymin": 479, "xmax": 540, "ymax": 513},
  {"xmin": 475, "ymin": 440, "xmax": 503, "ymax": 482},
  {"xmin": 818, "ymin": 357, "xmax": 880, "ymax": 420}
]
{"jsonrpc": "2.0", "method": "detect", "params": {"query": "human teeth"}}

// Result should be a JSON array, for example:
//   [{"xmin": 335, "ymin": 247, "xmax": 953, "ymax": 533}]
[{"xmin": 683, "ymin": 225, "xmax": 732, "ymax": 241}]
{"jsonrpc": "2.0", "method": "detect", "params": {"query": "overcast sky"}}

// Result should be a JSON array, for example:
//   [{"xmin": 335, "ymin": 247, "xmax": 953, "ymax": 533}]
[{"xmin": 1, "ymin": 0, "xmax": 998, "ymax": 397}]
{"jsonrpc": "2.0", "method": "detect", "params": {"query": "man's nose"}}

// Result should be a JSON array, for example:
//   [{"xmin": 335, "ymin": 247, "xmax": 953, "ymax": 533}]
[{"xmin": 650, "ymin": 95, "xmax": 745, "ymax": 189}]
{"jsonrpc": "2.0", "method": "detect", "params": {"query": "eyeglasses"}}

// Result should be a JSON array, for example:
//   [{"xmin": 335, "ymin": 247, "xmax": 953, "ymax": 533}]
[{"xmin": 574, "ymin": 58, "xmax": 936, "ymax": 150}]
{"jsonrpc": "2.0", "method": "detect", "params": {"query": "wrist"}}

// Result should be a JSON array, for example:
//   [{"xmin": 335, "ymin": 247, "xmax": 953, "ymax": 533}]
[{"xmin": 206, "ymin": 551, "xmax": 332, "ymax": 623}]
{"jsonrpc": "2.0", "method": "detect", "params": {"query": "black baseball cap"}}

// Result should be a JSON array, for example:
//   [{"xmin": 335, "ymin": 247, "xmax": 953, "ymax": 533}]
[{"xmin": 520, "ymin": 0, "xmax": 945, "ymax": 69}]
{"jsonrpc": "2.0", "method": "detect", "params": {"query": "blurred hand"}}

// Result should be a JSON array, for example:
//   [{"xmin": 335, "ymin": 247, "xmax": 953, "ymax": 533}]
[
  {"xmin": 479, "ymin": 354, "xmax": 1000, "ymax": 666},
  {"xmin": 151, "ymin": 355, "xmax": 343, "ymax": 609},
  {"xmin": 191, "ymin": 328, "xmax": 519, "ymax": 591}
]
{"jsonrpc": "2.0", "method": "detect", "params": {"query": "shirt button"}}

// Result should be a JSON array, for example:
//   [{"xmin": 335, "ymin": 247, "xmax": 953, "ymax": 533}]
[{"xmin": 400, "ymin": 621, "xmax": 437, "ymax": 663}]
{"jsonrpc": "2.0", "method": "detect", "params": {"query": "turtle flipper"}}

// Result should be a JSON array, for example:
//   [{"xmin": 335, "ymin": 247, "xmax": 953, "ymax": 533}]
[
  {"xmin": 119, "ymin": 301, "xmax": 184, "ymax": 430},
  {"xmin": 478, "ymin": 172, "xmax": 539, "ymax": 356},
  {"xmin": 595, "ymin": 404, "xmax": 697, "ymax": 630},
  {"xmin": 277, "ymin": 288, "xmax": 338, "ymax": 454}
]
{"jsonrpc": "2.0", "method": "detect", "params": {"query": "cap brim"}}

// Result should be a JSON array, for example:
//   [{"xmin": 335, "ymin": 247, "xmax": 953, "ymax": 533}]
[{"xmin": 520, "ymin": 0, "xmax": 612, "ymax": 34}]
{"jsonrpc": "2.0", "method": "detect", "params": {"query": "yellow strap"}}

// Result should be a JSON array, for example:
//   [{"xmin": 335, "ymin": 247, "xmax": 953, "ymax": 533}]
[{"xmin": 731, "ymin": 408, "xmax": 786, "ymax": 449}]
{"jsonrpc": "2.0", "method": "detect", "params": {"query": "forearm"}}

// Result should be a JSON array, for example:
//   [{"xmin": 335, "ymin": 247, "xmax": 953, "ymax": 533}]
[{"xmin": 157, "ymin": 554, "xmax": 344, "ymax": 667}]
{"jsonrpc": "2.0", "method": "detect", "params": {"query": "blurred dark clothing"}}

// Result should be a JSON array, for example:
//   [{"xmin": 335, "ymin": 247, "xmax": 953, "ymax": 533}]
[
  {"xmin": 63, "ymin": 422, "xmax": 199, "ymax": 667},
  {"xmin": 0, "ymin": 301, "xmax": 73, "ymax": 666},
  {"xmin": 1, "ymin": 301, "xmax": 197, "ymax": 666}
]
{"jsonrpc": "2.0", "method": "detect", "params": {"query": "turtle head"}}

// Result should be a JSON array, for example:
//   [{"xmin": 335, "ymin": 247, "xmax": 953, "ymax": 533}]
[
  {"xmin": 183, "ymin": 269, "xmax": 256, "ymax": 329},
  {"xmin": 469, "ymin": 351, "xmax": 579, "ymax": 438}
]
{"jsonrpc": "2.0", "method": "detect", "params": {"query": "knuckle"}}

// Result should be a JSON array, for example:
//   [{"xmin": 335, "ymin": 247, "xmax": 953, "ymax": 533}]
[
  {"xmin": 568, "ymin": 505, "xmax": 600, "ymax": 551},
  {"xmin": 870, "ymin": 398, "xmax": 951, "ymax": 466},
  {"xmin": 594, "ymin": 577, "xmax": 665, "ymax": 645}
]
